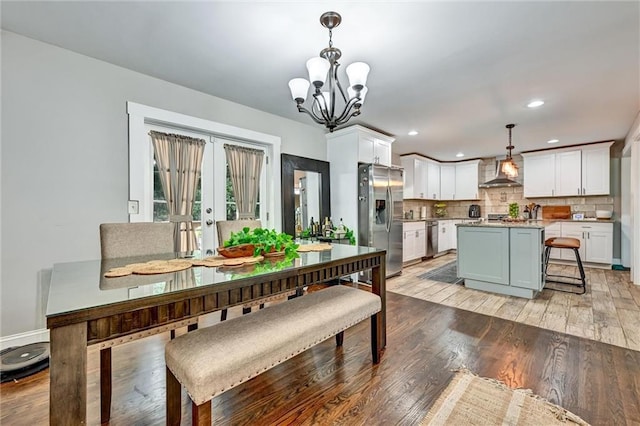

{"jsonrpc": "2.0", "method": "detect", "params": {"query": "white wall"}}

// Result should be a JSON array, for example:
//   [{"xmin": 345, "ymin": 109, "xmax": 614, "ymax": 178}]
[{"xmin": 0, "ymin": 31, "xmax": 326, "ymax": 340}]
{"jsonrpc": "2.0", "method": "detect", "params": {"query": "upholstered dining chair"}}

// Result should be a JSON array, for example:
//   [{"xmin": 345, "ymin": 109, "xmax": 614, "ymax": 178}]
[
  {"xmin": 216, "ymin": 219, "xmax": 298, "ymax": 315},
  {"xmin": 99, "ymin": 222, "xmax": 174, "ymax": 258},
  {"xmin": 98, "ymin": 222, "xmax": 198, "ymax": 423}
]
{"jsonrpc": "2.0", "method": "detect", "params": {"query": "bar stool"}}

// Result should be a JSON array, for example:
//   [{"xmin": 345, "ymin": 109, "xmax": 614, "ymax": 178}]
[{"xmin": 543, "ymin": 237, "xmax": 587, "ymax": 294}]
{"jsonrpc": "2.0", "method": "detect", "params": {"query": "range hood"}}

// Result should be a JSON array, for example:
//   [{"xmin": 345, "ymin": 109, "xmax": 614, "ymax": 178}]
[{"xmin": 478, "ymin": 160, "xmax": 522, "ymax": 188}]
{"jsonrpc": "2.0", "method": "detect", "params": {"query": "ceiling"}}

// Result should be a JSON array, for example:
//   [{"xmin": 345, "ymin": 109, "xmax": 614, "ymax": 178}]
[{"xmin": 2, "ymin": 1, "xmax": 639, "ymax": 161}]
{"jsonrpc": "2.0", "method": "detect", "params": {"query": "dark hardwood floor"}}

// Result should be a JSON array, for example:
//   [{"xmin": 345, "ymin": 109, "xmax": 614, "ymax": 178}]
[{"xmin": 2, "ymin": 291, "xmax": 639, "ymax": 425}]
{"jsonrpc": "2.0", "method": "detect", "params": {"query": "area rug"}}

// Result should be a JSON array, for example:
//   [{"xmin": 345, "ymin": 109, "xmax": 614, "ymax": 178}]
[
  {"xmin": 421, "ymin": 369, "xmax": 590, "ymax": 425},
  {"xmin": 417, "ymin": 261, "xmax": 463, "ymax": 285}
]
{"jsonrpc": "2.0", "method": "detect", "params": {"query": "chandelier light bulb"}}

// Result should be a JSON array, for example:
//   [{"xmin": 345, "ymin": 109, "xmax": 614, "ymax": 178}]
[
  {"xmin": 288, "ymin": 78, "xmax": 310, "ymax": 102},
  {"xmin": 347, "ymin": 86, "xmax": 368, "ymax": 105},
  {"xmin": 306, "ymin": 57, "xmax": 330, "ymax": 87},
  {"xmin": 346, "ymin": 62, "xmax": 370, "ymax": 88}
]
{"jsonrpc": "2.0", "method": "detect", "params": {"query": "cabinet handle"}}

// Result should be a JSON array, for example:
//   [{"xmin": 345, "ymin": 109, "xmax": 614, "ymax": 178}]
[
  {"xmin": 552, "ymin": 189, "xmax": 555, "ymax": 196},
  {"xmin": 587, "ymin": 232, "xmax": 590, "ymax": 239},
  {"xmin": 578, "ymin": 188, "xmax": 580, "ymax": 195},
  {"xmin": 415, "ymin": 231, "xmax": 419, "ymax": 238},
  {"xmin": 583, "ymin": 188, "xmax": 585, "ymax": 195}
]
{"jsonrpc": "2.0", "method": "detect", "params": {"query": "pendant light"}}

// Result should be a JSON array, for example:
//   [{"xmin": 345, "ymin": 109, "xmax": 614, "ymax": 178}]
[{"xmin": 501, "ymin": 124, "xmax": 518, "ymax": 178}]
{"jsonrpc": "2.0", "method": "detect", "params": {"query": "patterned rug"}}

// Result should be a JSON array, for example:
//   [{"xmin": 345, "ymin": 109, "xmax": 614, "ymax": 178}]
[
  {"xmin": 421, "ymin": 369, "xmax": 590, "ymax": 425},
  {"xmin": 417, "ymin": 261, "xmax": 463, "ymax": 285}
]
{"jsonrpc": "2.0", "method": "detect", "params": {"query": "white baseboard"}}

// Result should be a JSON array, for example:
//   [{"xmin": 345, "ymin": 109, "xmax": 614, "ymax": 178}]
[{"xmin": 0, "ymin": 328, "xmax": 49, "ymax": 351}]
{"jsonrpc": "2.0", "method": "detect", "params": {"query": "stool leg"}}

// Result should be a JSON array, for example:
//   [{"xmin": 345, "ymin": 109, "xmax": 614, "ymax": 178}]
[
  {"xmin": 574, "ymin": 247, "xmax": 587, "ymax": 294},
  {"xmin": 543, "ymin": 245, "xmax": 552, "ymax": 277},
  {"xmin": 166, "ymin": 367, "xmax": 182, "ymax": 426},
  {"xmin": 221, "ymin": 308, "xmax": 228, "ymax": 321},
  {"xmin": 336, "ymin": 331, "xmax": 344, "ymax": 347}
]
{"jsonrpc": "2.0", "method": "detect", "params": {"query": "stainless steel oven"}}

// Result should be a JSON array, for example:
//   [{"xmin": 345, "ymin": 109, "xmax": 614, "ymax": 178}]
[{"xmin": 426, "ymin": 220, "xmax": 438, "ymax": 257}]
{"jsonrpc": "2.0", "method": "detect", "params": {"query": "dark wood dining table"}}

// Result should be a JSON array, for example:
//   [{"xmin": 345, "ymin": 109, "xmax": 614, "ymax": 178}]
[{"xmin": 46, "ymin": 244, "xmax": 386, "ymax": 425}]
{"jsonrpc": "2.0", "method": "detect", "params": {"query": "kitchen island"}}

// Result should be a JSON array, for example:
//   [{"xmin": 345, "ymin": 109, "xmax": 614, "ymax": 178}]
[{"xmin": 457, "ymin": 221, "xmax": 549, "ymax": 298}]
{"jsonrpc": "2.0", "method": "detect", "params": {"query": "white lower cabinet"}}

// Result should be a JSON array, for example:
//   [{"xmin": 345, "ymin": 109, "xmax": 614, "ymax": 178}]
[
  {"xmin": 560, "ymin": 222, "xmax": 613, "ymax": 264},
  {"xmin": 403, "ymin": 222, "xmax": 426, "ymax": 262},
  {"xmin": 546, "ymin": 222, "xmax": 613, "ymax": 265},
  {"xmin": 437, "ymin": 220, "xmax": 461, "ymax": 253}
]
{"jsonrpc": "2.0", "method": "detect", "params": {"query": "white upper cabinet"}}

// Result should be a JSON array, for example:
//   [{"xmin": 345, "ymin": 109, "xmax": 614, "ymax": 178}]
[
  {"xmin": 581, "ymin": 144, "xmax": 611, "ymax": 195},
  {"xmin": 426, "ymin": 161, "xmax": 441, "ymax": 200},
  {"xmin": 401, "ymin": 156, "xmax": 480, "ymax": 200},
  {"xmin": 523, "ymin": 152, "xmax": 556, "ymax": 197},
  {"xmin": 401, "ymin": 157, "xmax": 443, "ymax": 200},
  {"xmin": 454, "ymin": 161, "xmax": 481, "ymax": 200},
  {"xmin": 554, "ymin": 150, "xmax": 582, "ymax": 196},
  {"xmin": 440, "ymin": 164, "xmax": 455, "ymax": 200},
  {"xmin": 358, "ymin": 135, "xmax": 392, "ymax": 166},
  {"xmin": 522, "ymin": 141, "xmax": 612, "ymax": 198}
]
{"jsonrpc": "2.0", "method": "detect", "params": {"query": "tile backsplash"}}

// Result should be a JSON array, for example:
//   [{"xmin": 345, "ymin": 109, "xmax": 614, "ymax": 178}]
[{"xmin": 402, "ymin": 155, "xmax": 615, "ymax": 219}]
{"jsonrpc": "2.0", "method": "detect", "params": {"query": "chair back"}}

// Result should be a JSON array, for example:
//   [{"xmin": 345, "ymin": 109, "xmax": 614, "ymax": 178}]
[
  {"xmin": 216, "ymin": 220, "xmax": 261, "ymax": 247},
  {"xmin": 100, "ymin": 222, "xmax": 174, "ymax": 258}
]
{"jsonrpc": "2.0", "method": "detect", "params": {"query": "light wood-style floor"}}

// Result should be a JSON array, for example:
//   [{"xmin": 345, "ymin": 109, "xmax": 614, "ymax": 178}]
[{"xmin": 389, "ymin": 253, "xmax": 640, "ymax": 351}]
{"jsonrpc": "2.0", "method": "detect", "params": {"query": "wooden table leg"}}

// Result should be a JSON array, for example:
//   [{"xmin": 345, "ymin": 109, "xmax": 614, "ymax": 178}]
[
  {"xmin": 371, "ymin": 254, "xmax": 387, "ymax": 354},
  {"xmin": 49, "ymin": 322, "xmax": 87, "ymax": 425}
]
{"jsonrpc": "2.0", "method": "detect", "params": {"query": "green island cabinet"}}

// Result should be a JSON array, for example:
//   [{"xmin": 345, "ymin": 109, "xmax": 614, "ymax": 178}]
[{"xmin": 456, "ymin": 224, "xmax": 545, "ymax": 299}]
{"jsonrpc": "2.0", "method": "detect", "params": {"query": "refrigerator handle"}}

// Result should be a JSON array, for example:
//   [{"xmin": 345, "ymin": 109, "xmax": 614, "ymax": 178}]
[{"xmin": 386, "ymin": 184, "xmax": 392, "ymax": 233}]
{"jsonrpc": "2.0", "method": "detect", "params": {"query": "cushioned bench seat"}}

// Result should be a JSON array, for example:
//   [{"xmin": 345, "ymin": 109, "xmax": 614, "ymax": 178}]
[{"xmin": 165, "ymin": 285, "xmax": 382, "ymax": 425}]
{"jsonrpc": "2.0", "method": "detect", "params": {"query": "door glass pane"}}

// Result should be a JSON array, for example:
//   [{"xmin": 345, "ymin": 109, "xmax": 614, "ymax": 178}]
[
  {"xmin": 153, "ymin": 160, "xmax": 203, "ymax": 247},
  {"xmin": 225, "ymin": 163, "xmax": 261, "ymax": 220}
]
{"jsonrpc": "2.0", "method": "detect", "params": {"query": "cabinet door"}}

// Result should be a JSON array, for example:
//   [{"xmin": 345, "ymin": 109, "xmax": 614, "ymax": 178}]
[
  {"xmin": 582, "ymin": 145, "xmax": 610, "ymax": 195},
  {"xmin": 449, "ymin": 221, "xmax": 460, "ymax": 249},
  {"xmin": 402, "ymin": 230, "xmax": 414, "ymax": 262},
  {"xmin": 510, "ymin": 228, "xmax": 543, "ymax": 290},
  {"xmin": 438, "ymin": 221, "xmax": 449, "ymax": 252},
  {"xmin": 586, "ymin": 231, "xmax": 613, "ymax": 264},
  {"xmin": 401, "ymin": 157, "xmax": 415, "ymax": 198},
  {"xmin": 416, "ymin": 229, "xmax": 426, "ymax": 258},
  {"xmin": 440, "ymin": 165, "xmax": 456, "ymax": 200},
  {"xmin": 555, "ymin": 150, "xmax": 582, "ymax": 196},
  {"xmin": 457, "ymin": 227, "xmax": 510, "ymax": 285},
  {"xmin": 455, "ymin": 162, "xmax": 479, "ymax": 200},
  {"xmin": 358, "ymin": 136, "xmax": 375, "ymax": 164},
  {"xmin": 414, "ymin": 159, "xmax": 428, "ymax": 199},
  {"xmin": 560, "ymin": 224, "xmax": 586, "ymax": 261},
  {"xmin": 524, "ymin": 153, "xmax": 555, "ymax": 197},
  {"xmin": 426, "ymin": 161, "xmax": 440, "ymax": 200},
  {"xmin": 374, "ymin": 140, "xmax": 392, "ymax": 167}
]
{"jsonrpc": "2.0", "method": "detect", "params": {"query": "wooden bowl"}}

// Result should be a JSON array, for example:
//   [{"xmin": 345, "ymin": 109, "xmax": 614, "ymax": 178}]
[{"xmin": 217, "ymin": 244, "xmax": 255, "ymax": 258}]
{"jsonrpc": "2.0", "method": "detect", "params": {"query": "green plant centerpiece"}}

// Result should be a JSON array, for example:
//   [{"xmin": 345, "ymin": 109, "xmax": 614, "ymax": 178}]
[{"xmin": 223, "ymin": 227, "xmax": 299, "ymax": 257}]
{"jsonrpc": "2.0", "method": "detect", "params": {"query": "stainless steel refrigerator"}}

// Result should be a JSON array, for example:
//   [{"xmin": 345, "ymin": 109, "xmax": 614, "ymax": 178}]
[{"xmin": 357, "ymin": 163, "xmax": 404, "ymax": 281}]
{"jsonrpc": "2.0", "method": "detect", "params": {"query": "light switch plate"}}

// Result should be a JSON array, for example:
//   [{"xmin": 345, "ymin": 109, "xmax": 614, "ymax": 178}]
[{"xmin": 128, "ymin": 200, "xmax": 139, "ymax": 214}]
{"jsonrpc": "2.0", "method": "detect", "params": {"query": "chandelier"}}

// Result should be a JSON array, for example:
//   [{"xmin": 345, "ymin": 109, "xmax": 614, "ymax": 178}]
[
  {"xmin": 501, "ymin": 124, "xmax": 519, "ymax": 178},
  {"xmin": 288, "ymin": 11, "xmax": 370, "ymax": 132}
]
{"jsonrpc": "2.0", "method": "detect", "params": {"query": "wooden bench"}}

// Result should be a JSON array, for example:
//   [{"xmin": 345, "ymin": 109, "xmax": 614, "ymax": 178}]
[{"xmin": 165, "ymin": 285, "xmax": 382, "ymax": 425}]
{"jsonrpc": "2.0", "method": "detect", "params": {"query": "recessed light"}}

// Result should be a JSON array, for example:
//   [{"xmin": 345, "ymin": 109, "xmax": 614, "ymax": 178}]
[
  {"xmin": 456, "ymin": 152, "xmax": 464, "ymax": 158},
  {"xmin": 547, "ymin": 139, "xmax": 559, "ymax": 144},
  {"xmin": 527, "ymin": 100, "xmax": 545, "ymax": 108},
  {"xmin": 408, "ymin": 130, "xmax": 418, "ymax": 136}
]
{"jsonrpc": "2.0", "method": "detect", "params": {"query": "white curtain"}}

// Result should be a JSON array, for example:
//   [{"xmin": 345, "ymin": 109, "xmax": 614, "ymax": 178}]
[
  {"xmin": 150, "ymin": 131, "xmax": 205, "ymax": 252},
  {"xmin": 224, "ymin": 144, "xmax": 264, "ymax": 220}
]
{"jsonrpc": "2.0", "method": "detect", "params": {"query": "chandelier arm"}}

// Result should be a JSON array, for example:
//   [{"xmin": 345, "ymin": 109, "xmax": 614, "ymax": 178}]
[
  {"xmin": 296, "ymin": 104, "xmax": 330, "ymax": 125},
  {"xmin": 312, "ymin": 92, "xmax": 332, "ymax": 122},
  {"xmin": 334, "ymin": 74, "xmax": 349, "ymax": 104},
  {"xmin": 334, "ymin": 97, "xmax": 361, "ymax": 123}
]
